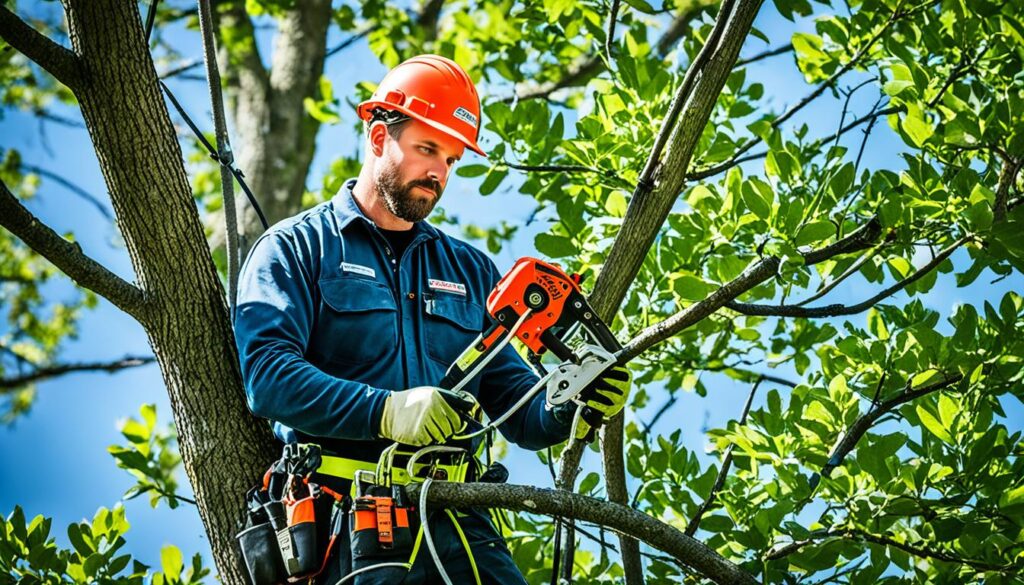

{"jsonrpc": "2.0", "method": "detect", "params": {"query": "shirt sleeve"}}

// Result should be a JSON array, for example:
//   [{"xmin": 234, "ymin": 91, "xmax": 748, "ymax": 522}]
[
  {"xmin": 233, "ymin": 230, "xmax": 390, "ymax": 440},
  {"xmin": 475, "ymin": 257, "xmax": 572, "ymax": 450}
]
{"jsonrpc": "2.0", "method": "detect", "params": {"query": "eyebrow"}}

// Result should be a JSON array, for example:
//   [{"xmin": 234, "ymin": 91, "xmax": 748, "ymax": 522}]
[{"xmin": 418, "ymin": 140, "xmax": 461, "ymax": 161}]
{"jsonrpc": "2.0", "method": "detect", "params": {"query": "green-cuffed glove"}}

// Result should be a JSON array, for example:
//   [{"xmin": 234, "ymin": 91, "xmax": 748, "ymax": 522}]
[
  {"xmin": 572, "ymin": 365, "xmax": 632, "ymax": 442},
  {"xmin": 379, "ymin": 386, "xmax": 465, "ymax": 446}
]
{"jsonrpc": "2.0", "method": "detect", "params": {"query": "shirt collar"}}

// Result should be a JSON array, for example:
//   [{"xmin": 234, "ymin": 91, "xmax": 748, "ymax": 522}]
[{"xmin": 332, "ymin": 178, "xmax": 439, "ymax": 240}]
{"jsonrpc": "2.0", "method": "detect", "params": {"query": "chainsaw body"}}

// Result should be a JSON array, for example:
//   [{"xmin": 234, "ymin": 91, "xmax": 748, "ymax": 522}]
[{"xmin": 439, "ymin": 257, "xmax": 623, "ymax": 410}]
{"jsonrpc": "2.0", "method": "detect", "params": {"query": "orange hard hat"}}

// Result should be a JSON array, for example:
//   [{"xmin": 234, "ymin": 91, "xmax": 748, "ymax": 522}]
[{"xmin": 357, "ymin": 54, "xmax": 487, "ymax": 157}]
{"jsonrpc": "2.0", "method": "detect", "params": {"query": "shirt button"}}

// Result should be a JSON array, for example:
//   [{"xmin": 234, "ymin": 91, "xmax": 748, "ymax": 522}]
[
  {"xmin": 407, "ymin": 292, "xmax": 416, "ymax": 300},
  {"xmin": 391, "ymin": 259, "xmax": 396, "ymax": 264},
  {"xmin": 385, "ymin": 248, "xmax": 392, "ymax": 255}
]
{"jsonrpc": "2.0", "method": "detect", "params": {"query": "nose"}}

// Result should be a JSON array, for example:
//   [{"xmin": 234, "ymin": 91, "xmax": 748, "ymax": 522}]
[{"xmin": 427, "ymin": 159, "xmax": 449, "ymax": 185}]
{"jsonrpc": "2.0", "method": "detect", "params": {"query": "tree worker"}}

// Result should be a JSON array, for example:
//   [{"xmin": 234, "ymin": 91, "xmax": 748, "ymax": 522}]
[{"xmin": 233, "ymin": 54, "xmax": 632, "ymax": 584}]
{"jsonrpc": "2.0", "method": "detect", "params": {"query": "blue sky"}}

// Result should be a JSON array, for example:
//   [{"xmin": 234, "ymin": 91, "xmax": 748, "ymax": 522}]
[{"xmin": 2, "ymin": 0, "xmax": 1021, "ymax": 575}]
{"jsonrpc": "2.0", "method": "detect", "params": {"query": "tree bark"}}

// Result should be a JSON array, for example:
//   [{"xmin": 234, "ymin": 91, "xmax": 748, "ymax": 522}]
[{"xmin": 59, "ymin": 2, "xmax": 277, "ymax": 583}]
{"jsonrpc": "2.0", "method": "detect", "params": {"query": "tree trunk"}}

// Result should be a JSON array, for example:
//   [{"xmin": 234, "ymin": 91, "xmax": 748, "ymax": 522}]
[{"xmin": 61, "ymin": 2, "xmax": 277, "ymax": 583}]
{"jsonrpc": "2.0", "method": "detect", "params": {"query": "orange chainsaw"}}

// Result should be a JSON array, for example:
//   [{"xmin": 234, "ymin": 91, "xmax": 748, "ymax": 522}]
[{"xmin": 437, "ymin": 257, "xmax": 624, "ymax": 440}]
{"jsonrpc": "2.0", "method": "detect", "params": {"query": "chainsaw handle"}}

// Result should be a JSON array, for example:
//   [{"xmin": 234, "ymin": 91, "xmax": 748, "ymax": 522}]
[{"xmin": 437, "ymin": 387, "xmax": 478, "ymax": 415}]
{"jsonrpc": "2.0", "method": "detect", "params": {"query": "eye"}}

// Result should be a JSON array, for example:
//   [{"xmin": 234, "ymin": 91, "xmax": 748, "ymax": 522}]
[
  {"xmin": 418, "ymin": 145, "xmax": 434, "ymax": 155},
  {"xmin": 447, "ymin": 157, "xmax": 458, "ymax": 167}
]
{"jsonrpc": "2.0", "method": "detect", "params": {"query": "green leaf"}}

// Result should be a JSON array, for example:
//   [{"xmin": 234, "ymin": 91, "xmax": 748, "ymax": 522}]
[
  {"xmin": 622, "ymin": 0, "xmax": 657, "ymax": 14},
  {"xmin": 882, "ymin": 79, "xmax": 915, "ymax": 98},
  {"xmin": 161, "ymin": 544, "xmax": 183, "ymax": 579},
  {"xmin": 998, "ymin": 484, "xmax": 1024, "ymax": 515},
  {"xmin": 579, "ymin": 472, "xmax": 600, "ymax": 495},
  {"xmin": 534, "ymin": 233, "xmax": 577, "ymax": 258},
  {"xmin": 119, "ymin": 419, "xmax": 150, "ymax": 445},
  {"xmin": 867, "ymin": 308, "xmax": 889, "ymax": 340},
  {"xmin": 938, "ymin": 393, "xmax": 958, "ymax": 430},
  {"xmin": 901, "ymin": 107, "xmax": 933, "ymax": 147},
  {"xmin": 915, "ymin": 405, "xmax": 953, "ymax": 444},
  {"xmin": 479, "ymin": 168, "xmax": 508, "ymax": 195},
  {"xmin": 83, "ymin": 553, "xmax": 105, "ymax": 578},
  {"xmin": 672, "ymin": 274, "xmax": 713, "ymax": 301},
  {"xmin": 794, "ymin": 220, "xmax": 834, "ymax": 246},
  {"xmin": 605, "ymin": 190, "xmax": 627, "ymax": 217},
  {"xmin": 455, "ymin": 164, "xmax": 489, "ymax": 178},
  {"xmin": 67, "ymin": 522, "xmax": 92, "ymax": 557},
  {"xmin": 741, "ymin": 181, "xmax": 771, "ymax": 220},
  {"xmin": 140, "ymin": 404, "xmax": 157, "ymax": 430}
]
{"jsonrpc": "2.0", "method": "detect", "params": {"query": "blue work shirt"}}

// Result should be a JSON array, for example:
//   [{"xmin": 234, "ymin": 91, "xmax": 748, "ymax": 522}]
[{"xmin": 234, "ymin": 179, "xmax": 571, "ymax": 459}]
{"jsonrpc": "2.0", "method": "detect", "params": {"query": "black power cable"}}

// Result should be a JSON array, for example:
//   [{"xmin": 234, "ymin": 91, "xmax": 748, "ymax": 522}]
[
  {"xmin": 158, "ymin": 81, "xmax": 269, "ymax": 230},
  {"xmin": 144, "ymin": 0, "xmax": 269, "ymax": 232}
]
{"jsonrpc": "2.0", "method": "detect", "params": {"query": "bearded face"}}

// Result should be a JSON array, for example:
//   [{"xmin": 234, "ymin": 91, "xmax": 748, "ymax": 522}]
[{"xmin": 374, "ymin": 155, "xmax": 444, "ymax": 223}]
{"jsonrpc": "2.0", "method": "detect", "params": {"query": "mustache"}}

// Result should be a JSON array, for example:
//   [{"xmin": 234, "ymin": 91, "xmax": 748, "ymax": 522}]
[{"xmin": 407, "ymin": 178, "xmax": 442, "ymax": 197}]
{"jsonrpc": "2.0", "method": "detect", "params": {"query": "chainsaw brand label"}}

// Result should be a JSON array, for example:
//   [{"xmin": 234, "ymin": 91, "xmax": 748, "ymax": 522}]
[
  {"xmin": 538, "ymin": 274, "xmax": 564, "ymax": 300},
  {"xmin": 341, "ymin": 262, "xmax": 376, "ymax": 278},
  {"xmin": 428, "ymin": 279, "xmax": 467, "ymax": 295},
  {"xmin": 452, "ymin": 106, "xmax": 478, "ymax": 128}
]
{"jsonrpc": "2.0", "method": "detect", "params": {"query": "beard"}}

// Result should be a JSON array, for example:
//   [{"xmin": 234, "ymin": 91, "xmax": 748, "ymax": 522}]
[{"xmin": 375, "ymin": 159, "xmax": 444, "ymax": 223}]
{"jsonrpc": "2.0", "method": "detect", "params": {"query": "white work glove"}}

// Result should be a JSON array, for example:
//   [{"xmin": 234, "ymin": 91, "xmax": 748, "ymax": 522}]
[{"xmin": 379, "ymin": 386, "xmax": 465, "ymax": 446}]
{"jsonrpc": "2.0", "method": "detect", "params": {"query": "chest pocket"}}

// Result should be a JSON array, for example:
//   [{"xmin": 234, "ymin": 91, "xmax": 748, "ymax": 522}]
[
  {"xmin": 315, "ymin": 276, "xmax": 397, "ymax": 366},
  {"xmin": 423, "ymin": 294, "xmax": 484, "ymax": 366}
]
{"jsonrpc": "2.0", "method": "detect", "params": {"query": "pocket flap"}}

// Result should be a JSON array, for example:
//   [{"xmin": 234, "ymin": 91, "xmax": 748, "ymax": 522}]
[
  {"xmin": 319, "ymin": 277, "xmax": 396, "ymax": 314},
  {"xmin": 425, "ymin": 296, "xmax": 483, "ymax": 332}
]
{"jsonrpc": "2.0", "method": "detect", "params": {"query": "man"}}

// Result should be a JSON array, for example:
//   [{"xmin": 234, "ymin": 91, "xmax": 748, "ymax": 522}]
[{"xmin": 234, "ymin": 54, "xmax": 630, "ymax": 584}]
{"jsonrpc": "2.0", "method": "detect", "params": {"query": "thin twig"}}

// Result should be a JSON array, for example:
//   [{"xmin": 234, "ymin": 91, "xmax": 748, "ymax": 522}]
[
  {"xmin": 0, "ymin": 356, "xmax": 156, "ymax": 391},
  {"xmin": 21, "ymin": 164, "xmax": 113, "ymax": 220},
  {"xmin": 684, "ymin": 377, "xmax": 761, "ymax": 536},
  {"xmin": 733, "ymin": 43, "xmax": 792, "ymax": 68},
  {"xmin": 811, "ymin": 372, "xmax": 963, "ymax": 487},
  {"xmin": 726, "ymin": 235, "xmax": 970, "ymax": 318},
  {"xmin": 605, "ymin": 0, "xmax": 621, "ymax": 65},
  {"xmin": 325, "ymin": 26, "xmax": 376, "ymax": 57}
]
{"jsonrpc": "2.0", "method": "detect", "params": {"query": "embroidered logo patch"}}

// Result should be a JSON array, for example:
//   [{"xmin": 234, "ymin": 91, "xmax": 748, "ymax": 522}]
[
  {"xmin": 428, "ymin": 278, "xmax": 467, "ymax": 295},
  {"xmin": 341, "ymin": 262, "xmax": 376, "ymax": 278},
  {"xmin": 452, "ymin": 107, "xmax": 478, "ymax": 128}
]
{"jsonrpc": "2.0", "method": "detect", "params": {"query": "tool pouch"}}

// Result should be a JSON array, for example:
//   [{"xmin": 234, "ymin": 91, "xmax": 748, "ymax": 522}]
[
  {"xmin": 281, "ymin": 487, "xmax": 319, "ymax": 579},
  {"xmin": 236, "ymin": 500, "xmax": 289, "ymax": 585},
  {"xmin": 348, "ymin": 485, "xmax": 415, "ymax": 582}
]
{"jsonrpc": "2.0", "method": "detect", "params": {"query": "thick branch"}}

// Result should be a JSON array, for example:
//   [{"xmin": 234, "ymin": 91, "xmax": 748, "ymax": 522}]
[
  {"xmin": 684, "ymin": 377, "xmax": 760, "ymax": 536},
  {"xmin": 726, "ymin": 235, "xmax": 969, "ymax": 318},
  {"xmin": 0, "ymin": 180, "xmax": 147, "ymax": 320},
  {"xmin": 655, "ymin": 0, "xmax": 719, "ymax": 59},
  {"xmin": 0, "ymin": 356, "xmax": 156, "ymax": 391},
  {"xmin": 413, "ymin": 481, "xmax": 759, "ymax": 585},
  {"xmin": 415, "ymin": 0, "xmax": 446, "ymax": 41},
  {"xmin": 0, "ymin": 4, "xmax": 82, "ymax": 90}
]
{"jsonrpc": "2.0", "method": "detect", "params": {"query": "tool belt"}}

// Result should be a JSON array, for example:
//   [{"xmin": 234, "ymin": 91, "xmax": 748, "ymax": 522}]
[
  {"xmin": 317, "ymin": 448, "xmax": 474, "ymax": 488},
  {"xmin": 235, "ymin": 442, "xmax": 507, "ymax": 585}
]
